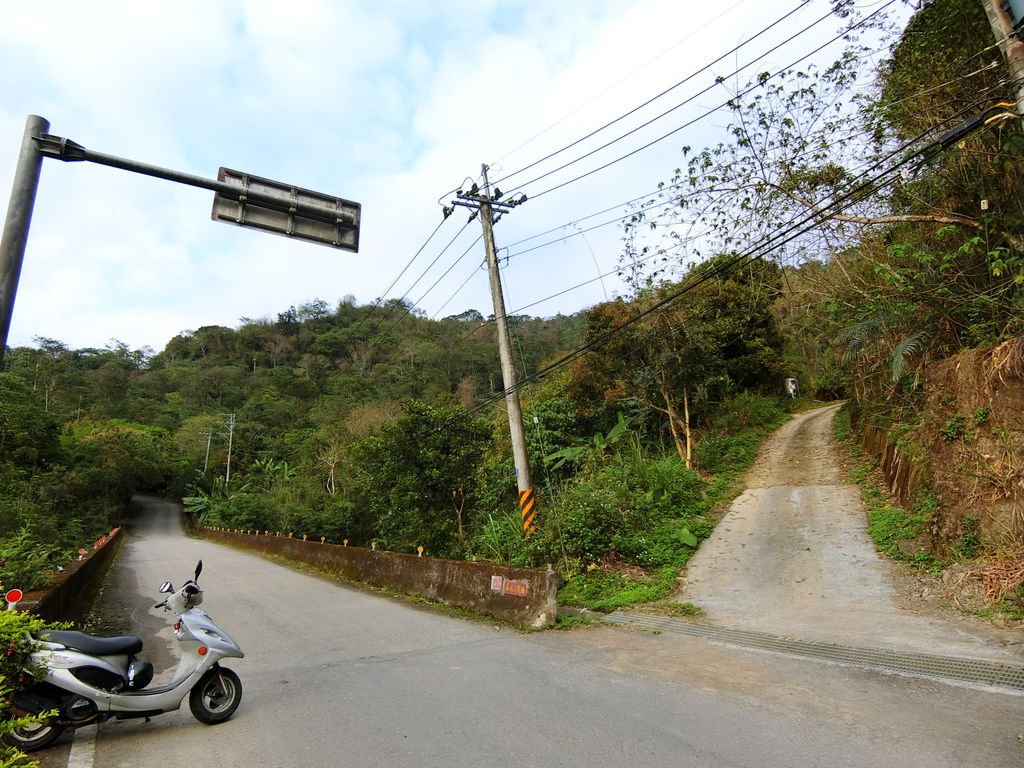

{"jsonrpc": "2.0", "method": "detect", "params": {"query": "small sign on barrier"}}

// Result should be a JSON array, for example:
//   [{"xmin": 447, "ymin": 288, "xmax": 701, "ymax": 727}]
[{"xmin": 501, "ymin": 580, "xmax": 528, "ymax": 598}]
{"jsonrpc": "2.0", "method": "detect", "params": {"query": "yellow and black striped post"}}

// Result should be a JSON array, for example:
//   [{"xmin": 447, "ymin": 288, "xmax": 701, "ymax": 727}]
[{"xmin": 519, "ymin": 487, "xmax": 537, "ymax": 539}]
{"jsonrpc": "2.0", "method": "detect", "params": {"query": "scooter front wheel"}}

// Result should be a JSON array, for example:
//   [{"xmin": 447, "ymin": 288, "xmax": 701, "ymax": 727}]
[{"xmin": 189, "ymin": 666, "xmax": 242, "ymax": 725}]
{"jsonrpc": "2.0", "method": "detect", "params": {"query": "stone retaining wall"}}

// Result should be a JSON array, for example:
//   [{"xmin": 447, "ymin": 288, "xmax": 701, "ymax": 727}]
[
  {"xmin": 861, "ymin": 424, "xmax": 923, "ymax": 509},
  {"xmin": 201, "ymin": 528, "xmax": 558, "ymax": 628}
]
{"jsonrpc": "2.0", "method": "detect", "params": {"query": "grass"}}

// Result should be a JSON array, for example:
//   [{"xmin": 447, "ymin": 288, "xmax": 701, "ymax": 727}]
[
  {"xmin": 866, "ymin": 505, "xmax": 927, "ymax": 559},
  {"xmin": 969, "ymin": 601, "xmax": 1024, "ymax": 623},
  {"xmin": 554, "ymin": 613, "xmax": 595, "ymax": 629},
  {"xmin": 833, "ymin": 405, "xmax": 852, "ymax": 441},
  {"xmin": 835, "ymin": 408, "xmax": 942, "ymax": 570},
  {"xmin": 558, "ymin": 566, "xmax": 680, "ymax": 613},
  {"xmin": 852, "ymin": 459, "xmax": 936, "ymax": 566},
  {"xmin": 641, "ymin": 600, "xmax": 703, "ymax": 618}
]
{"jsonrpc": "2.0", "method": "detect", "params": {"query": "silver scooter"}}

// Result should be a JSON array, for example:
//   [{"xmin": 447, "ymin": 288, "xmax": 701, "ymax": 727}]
[{"xmin": 6, "ymin": 561, "xmax": 243, "ymax": 751}]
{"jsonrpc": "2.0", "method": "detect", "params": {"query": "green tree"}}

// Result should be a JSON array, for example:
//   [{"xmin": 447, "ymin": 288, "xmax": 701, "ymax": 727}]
[
  {"xmin": 349, "ymin": 400, "xmax": 491, "ymax": 556},
  {"xmin": 0, "ymin": 375, "xmax": 63, "ymax": 470},
  {"xmin": 569, "ymin": 256, "xmax": 784, "ymax": 466},
  {"xmin": 61, "ymin": 420, "xmax": 172, "ymax": 504}
]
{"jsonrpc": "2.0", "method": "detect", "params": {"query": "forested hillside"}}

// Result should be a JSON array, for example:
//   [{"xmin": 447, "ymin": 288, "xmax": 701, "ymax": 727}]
[
  {"xmin": 0, "ymin": 303, "xmax": 585, "ymax": 580},
  {"xmin": 1, "ymin": 0, "xmax": 1021, "ymax": 614}
]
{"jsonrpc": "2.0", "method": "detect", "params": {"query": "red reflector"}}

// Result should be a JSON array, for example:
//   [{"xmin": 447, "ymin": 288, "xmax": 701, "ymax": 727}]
[
  {"xmin": 198, "ymin": 646, "xmax": 208, "ymax": 656},
  {"xmin": 174, "ymin": 622, "xmax": 181, "ymax": 631}
]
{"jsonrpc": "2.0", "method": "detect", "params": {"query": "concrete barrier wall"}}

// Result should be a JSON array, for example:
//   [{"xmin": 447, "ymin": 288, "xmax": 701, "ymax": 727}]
[
  {"xmin": 201, "ymin": 528, "xmax": 558, "ymax": 628},
  {"xmin": 20, "ymin": 529, "xmax": 123, "ymax": 624}
]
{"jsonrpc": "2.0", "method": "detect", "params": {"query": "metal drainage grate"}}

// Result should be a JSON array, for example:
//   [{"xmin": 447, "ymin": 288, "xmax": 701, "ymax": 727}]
[{"xmin": 603, "ymin": 612, "xmax": 1024, "ymax": 693}]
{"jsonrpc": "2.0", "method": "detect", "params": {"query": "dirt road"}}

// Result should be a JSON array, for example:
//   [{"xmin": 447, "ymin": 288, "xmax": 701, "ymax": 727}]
[{"xmin": 680, "ymin": 403, "xmax": 1022, "ymax": 660}]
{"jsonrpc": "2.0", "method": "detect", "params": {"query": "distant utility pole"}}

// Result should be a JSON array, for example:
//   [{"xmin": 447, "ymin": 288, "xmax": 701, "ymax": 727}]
[
  {"xmin": 224, "ymin": 413, "xmax": 236, "ymax": 489},
  {"xmin": 981, "ymin": 0, "xmax": 1024, "ymax": 114},
  {"xmin": 203, "ymin": 428, "xmax": 213, "ymax": 473},
  {"xmin": 449, "ymin": 167, "xmax": 536, "ymax": 536}
]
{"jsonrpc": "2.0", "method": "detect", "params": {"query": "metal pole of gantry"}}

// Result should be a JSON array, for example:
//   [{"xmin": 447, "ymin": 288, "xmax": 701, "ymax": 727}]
[{"xmin": 0, "ymin": 115, "xmax": 49, "ymax": 366}]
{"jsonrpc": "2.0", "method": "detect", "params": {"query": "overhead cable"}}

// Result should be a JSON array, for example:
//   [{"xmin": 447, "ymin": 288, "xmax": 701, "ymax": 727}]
[
  {"xmin": 519, "ymin": 1, "xmax": 899, "ymax": 201},
  {"xmin": 458, "ymin": 98, "xmax": 985, "ymax": 417},
  {"xmin": 488, "ymin": 0, "xmax": 816, "ymax": 189}
]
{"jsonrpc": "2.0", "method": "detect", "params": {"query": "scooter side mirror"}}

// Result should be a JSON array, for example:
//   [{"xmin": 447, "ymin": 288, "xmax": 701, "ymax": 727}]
[
  {"xmin": 159, "ymin": 582, "xmax": 174, "ymax": 594},
  {"xmin": 194, "ymin": 560, "xmax": 203, "ymax": 582}
]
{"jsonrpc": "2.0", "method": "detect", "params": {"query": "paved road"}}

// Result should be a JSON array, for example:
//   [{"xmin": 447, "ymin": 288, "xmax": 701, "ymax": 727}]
[{"xmin": 44, "ymin": 498, "xmax": 1024, "ymax": 767}]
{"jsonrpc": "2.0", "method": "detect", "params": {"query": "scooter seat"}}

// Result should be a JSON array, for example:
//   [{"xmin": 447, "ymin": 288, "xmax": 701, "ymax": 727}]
[{"xmin": 39, "ymin": 630, "xmax": 143, "ymax": 656}]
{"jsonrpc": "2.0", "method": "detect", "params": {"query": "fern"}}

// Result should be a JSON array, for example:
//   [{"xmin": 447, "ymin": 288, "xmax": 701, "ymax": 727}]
[{"xmin": 889, "ymin": 330, "xmax": 928, "ymax": 382}]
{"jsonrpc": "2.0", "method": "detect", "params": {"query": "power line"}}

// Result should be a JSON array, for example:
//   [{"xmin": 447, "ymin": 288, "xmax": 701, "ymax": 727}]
[
  {"xmin": 490, "ymin": 0, "xmax": 753, "ymax": 168},
  {"xmin": 456, "ymin": 234, "xmax": 703, "ymax": 345},
  {"xmin": 370, "ymin": 233, "xmax": 483, "ymax": 343},
  {"xmin": 435, "ymin": 1, "xmax": 863, "ymax": 205},
  {"xmin": 489, "ymin": 0, "xmax": 816, "ymax": 189},
  {"xmin": 500, "ymin": 182, "xmax": 686, "ymax": 250},
  {"xmin": 340, "ymin": 216, "xmax": 451, "ymax": 342},
  {"xmin": 496, "ymin": 69, "xmax": 994, "ymax": 258},
  {"xmin": 359, "ymin": 219, "xmax": 474, "ymax": 342},
  {"xmin": 438, "ymin": 0, "xmax": 995, "ymax": 276},
  {"xmin": 441, "ymin": 115, "xmax": 950, "ymax": 341},
  {"xmin": 519, "ymin": 1, "xmax": 900, "ymax": 202},
  {"xmin": 432, "ymin": 259, "xmax": 485, "ymax": 320},
  {"xmin": 443, "ymin": 82, "xmax": 991, "ymax": 343},
  {"xmin": 434, "ymin": 0, "xmax": 981, "ymax": 307},
  {"xmin": 431, "ymin": 16, "xmax": 998, "ymax": 390},
  {"xmin": 458, "ymin": 99, "xmax": 985, "ymax": 418}
]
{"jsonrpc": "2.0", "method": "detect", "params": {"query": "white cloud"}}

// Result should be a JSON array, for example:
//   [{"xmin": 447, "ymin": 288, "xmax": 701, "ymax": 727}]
[{"xmin": 0, "ymin": 0, "xmax": 897, "ymax": 352}]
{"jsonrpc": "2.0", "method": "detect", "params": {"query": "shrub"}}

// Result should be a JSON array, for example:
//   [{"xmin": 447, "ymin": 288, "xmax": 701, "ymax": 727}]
[
  {"xmin": 952, "ymin": 516, "xmax": 982, "ymax": 559},
  {"xmin": 542, "ymin": 454, "xmax": 704, "ymax": 567},
  {"xmin": 471, "ymin": 512, "xmax": 534, "ymax": 567},
  {"xmin": 215, "ymin": 493, "xmax": 281, "ymax": 531},
  {"xmin": 712, "ymin": 392, "xmax": 787, "ymax": 433},
  {"xmin": 0, "ymin": 531, "xmax": 71, "ymax": 592},
  {"xmin": 0, "ymin": 610, "xmax": 57, "ymax": 768},
  {"xmin": 940, "ymin": 415, "xmax": 966, "ymax": 443}
]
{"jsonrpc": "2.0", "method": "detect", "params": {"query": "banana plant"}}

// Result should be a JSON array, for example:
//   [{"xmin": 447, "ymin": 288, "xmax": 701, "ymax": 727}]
[{"xmin": 543, "ymin": 414, "xmax": 638, "ymax": 470}]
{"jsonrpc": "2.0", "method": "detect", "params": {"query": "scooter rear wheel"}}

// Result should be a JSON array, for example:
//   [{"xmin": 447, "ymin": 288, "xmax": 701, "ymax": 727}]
[
  {"xmin": 4, "ymin": 719, "xmax": 64, "ymax": 752},
  {"xmin": 189, "ymin": 666, "xmax": 242, "ymax": 725}
]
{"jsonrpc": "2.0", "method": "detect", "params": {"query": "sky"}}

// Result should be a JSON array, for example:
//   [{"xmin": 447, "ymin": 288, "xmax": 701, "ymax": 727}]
[{"xmin": 0, "ymin": 0, "xmax": 903, "ymax": 354}]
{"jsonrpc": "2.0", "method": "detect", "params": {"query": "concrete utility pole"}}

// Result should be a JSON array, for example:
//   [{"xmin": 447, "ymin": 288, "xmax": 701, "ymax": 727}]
[
  {"xmin": 450, "ymin": 168, "xmax": 536, "ymax": 535},
  {"xmin": 0, "ymin": 115, "xmax": 48, "ymax": 367},
  {"xmin": 224, "ymin": 413, "xmax": 236, "ymax": 489},
  {"xmin": 203, "ymin": 428, "xmax": 213, "ymax": 473},
  {"xmin": 479, "ymin": 165, "xmax": 532, "ymax": 493},
  {"xmin": 981, "ymin": 0, "xmax": 1024, "ymax": 113}
]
